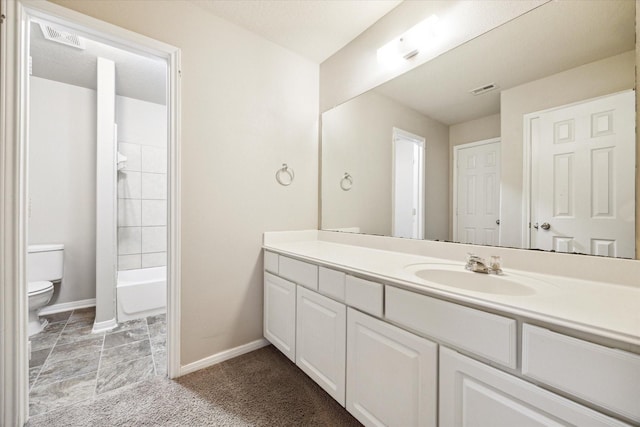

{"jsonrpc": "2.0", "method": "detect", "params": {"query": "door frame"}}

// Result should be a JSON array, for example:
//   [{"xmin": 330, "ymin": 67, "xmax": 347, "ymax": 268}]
[
  {"xmin": 0, "ymin": 1, "xmax": 182, "ymax": 424},
  {"xmin": 521, "ymin": 89, "xmax": 634, "ymax": 251},
  {"xmin": 391, "ymin": 127, "xmax": 426, "ymax": 239},
  {"xmin": 452, "ymin": 137, "xmax": 501, "ymax": 243}
]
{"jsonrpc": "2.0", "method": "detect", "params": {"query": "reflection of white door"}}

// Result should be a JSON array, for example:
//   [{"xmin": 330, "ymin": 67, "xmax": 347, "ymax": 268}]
[
  {"xmin": 392, "ymin": 128, "xmax": 425, "ymax": 239},
  {"xmin": 454, "ymin": 139, "xmax": 501, "ymax": 245},
  {"xmin": 531, "ymin": 90, "xmax": 635, "ymax": 258}
]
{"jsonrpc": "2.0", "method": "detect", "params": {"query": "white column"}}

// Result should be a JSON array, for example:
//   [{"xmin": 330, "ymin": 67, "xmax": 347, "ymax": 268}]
[{"xmin": 94, "ymin": 57, "xmax": 117, "ymax": 331}]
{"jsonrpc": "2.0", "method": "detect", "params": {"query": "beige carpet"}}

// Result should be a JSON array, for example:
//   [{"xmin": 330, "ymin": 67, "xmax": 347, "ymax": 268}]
[{"xmin": 27, "ymin": 345, "xmax": 361, "ymax": 426}]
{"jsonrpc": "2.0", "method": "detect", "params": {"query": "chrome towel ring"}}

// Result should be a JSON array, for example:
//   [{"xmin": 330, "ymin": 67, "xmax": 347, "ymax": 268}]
[
  {"xmin": 276, "ymin": 163, "xmax": 294, "ymax": 186},
  {"xmin": 340, "ymin": 172, "xmax": 353, "ymax": 191}
]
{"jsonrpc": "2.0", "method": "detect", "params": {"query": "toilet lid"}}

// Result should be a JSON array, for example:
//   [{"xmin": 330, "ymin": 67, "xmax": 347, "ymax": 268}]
[{"xmin": 28, "ymin": 281, "xmax": 53, "ymax": 294}]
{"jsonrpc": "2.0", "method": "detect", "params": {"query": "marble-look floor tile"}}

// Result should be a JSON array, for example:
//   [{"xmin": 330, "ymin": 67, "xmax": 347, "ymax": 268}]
[
  {"xmin": 147, "ymin": 313, "xmax": 166, "ymax": 325},
  {"xmin": 148, "ymin": 321, "xmax": 166, "ymax": 338},
  {"xmin": 150, "ymin": 334, "xmax": 166, "ymax": 353},
  {"xmin": 152, "ymin": 349, "xmax": 167, "ymax": 377},
  {"xmin": 30, "ymin": 330, "xmax": 61, "ymax": 352},
  {"xmin": 103, "ymin": 327, "xmax": 148, "ymax": 349},
  {"xmin": 41, "ymin": 311, "xmax": 72, "ymax": 324},
  {"xmin": 29, "ymin": 366, "xmax": 41, "ymax": 388},
  {"xmin": 100, "ymin": 339, "xmax": 151, "ymax": 367},
  {"xmin": 63, "ymin": 317, "xmax": 94, "ymax": 331},
  {"xmin": 29, "ymin": 372, "xmax": 96, "ymax": 416},
  {"xmin": 68, "ymin": 307, "xmax": 95, "ymax": 320},
  {"xmin": 96, "ymin": 356, "xmax": 154, "ymax": 395},
  {"xmin": 56, "ymin": 325, "xmax": 102, "ymax": 346},
  {"xmin": 30, "ymin": 348, "xmax": 51, "ymax": 368},
  {"xmin": 47, "ymin": 336, "xmax": 103, "ymax": 364},
  {"xmin": 109, "ymin": 318, "xmax": 147, "ymax": 333},
  {"xmin": 37, "ymin": 352, "xmax": 100, "ymax": 387}
]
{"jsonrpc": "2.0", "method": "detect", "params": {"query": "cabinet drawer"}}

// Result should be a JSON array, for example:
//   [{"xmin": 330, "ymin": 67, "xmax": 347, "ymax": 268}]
[
  {"xmin": 385, "ymin": 286, "xmax": 517, "ymax": 368},
  {"xmin": 279, "ymin": 256, "xmax": 318, "ymax": 290},
  {"xmin": 522, "ymin": 324, "xmax": 640, "ymax": 423},
  {"xmin": 319, "ymin": 267, "xmax": 345, "ymax": 302},
  {"xmin": 345, "ymin": 276, "xmax": 383, "ymax": 317},
  {"xmin": 264, "ymin": 251, "xmax": 279, "ymax": 274}
]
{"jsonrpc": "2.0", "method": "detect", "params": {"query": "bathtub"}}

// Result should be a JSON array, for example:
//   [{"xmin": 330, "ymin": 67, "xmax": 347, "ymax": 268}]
[{"xmin": 117, "ymin": 266, "xmax": 166, "ymax": 322}]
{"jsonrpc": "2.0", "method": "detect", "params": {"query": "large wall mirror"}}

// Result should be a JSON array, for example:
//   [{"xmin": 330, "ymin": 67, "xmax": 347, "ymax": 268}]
[{"xmin": 321, "ymin": 0, "xmax": 637, "ymax": 259}]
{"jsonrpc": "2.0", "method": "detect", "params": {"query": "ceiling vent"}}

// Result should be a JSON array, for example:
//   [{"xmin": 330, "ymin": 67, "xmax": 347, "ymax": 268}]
[
  {"xmin": 469, "ymin": 83, "xmax": 498, "ymax": 96},
  {"xmin": 38, "ymin": 22, "xmax": 86, "ymax": 50}
]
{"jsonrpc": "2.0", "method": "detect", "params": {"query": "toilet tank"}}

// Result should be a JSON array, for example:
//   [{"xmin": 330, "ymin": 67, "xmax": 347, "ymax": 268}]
[{"xmin": 27, "ymin": 244, "xmax": 64, "ymax": 282}]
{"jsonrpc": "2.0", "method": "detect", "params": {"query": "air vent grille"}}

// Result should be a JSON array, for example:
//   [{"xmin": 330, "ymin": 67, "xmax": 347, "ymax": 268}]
[
  {"xmin": 469, "ymin": 83, "xmax": 498, "ymax": 96},
  {"xmin": 38, "ymin": 22, "xmax": 86, "ymax": 49}
]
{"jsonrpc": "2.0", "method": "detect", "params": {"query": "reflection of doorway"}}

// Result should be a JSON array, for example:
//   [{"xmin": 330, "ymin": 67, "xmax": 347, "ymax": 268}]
[
  {"xmin": 392, "ymin": 128, "xmax": 425, "ymax": 239},
  {"xmin": 525, "ymin": 90, "xmax": 635, "ymax": 258},
  {"xmin": 453, "ymin": 138, "xmax": 501, "ymax": 245}
]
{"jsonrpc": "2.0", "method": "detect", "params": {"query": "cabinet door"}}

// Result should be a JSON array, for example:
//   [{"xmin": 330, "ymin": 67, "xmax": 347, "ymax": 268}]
[
  {"xmin": 296, "ymin": 286, "xmax": 346, "ymax": 405},
  {"xmin": 439, "ymin": 347, "xmax": 631, "ymax": 427},
  {"xmin": 346, "ymin": 308, "xmax": 437, "ymax": 427},
  {"xmin": 264, "ymin": 272, "xmax": 296, "ymax": 362}
]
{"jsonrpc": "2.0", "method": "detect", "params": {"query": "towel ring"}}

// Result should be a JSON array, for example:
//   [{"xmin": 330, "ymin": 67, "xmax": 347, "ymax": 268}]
[
  {"xmin": 276, "ymin": 163, "xmax": 294, "ymax": 186},
  {"xmin": 340, "ymin": 172, "xmax": 353, "ymax": 191}
]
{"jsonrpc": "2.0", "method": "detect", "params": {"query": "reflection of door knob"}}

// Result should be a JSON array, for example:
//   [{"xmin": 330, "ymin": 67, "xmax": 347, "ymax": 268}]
[
  {"xmin": 496, "ymin": 219, "xmax": 500, "ymax": 225},
  {"xmin": 540, "ymin": 222, "xmax": 551, "ymax": 230}
]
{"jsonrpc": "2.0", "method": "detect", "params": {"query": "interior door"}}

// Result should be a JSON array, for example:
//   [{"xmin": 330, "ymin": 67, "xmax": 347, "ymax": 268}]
[
  {"xmin": 393, "ymin": 129, "xmax": 425, "ymax": 239},
  {"xmin": 531, "ymin": 90, "xmax": 635, "ymax": 258},
  {"xmin": 455, "ymin": 140, "xmax": 501, "ymax": 245}
]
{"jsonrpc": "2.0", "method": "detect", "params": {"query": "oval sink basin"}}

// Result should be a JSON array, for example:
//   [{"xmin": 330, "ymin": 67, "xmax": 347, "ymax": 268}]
[{"xmin": 405, "ymin": 264, "xmax": 554, "ymax": 296}]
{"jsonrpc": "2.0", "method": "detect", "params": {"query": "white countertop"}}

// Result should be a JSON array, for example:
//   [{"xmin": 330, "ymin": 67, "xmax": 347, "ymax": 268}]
[{"xmin": 263, "ymin": 238, "xmax": 640, "ymax": 348}]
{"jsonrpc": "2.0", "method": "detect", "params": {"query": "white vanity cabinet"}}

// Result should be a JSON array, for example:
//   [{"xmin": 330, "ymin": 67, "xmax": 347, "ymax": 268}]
[
  {"xmin": 347, "ymin": 308, "xmax": 438, "ymax": 427},
  {"xmin": 263, "ymin": 272, "xmax": 296, "ymax": 362},
  {"xmin": 439, "ymin": 347, "xmax": 630, "ymax": 427},
  {"xmin": 296, "ymin": 286, "xmax": 346, "ymax": 405}
]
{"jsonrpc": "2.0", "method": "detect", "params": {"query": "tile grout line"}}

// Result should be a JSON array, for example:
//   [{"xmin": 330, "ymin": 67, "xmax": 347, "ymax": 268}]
[
  {"xmin": 146, "ymin": 316, "xmax": 158, "ymax": 376},
  {"xmin": 93, "ymin": 323, "xmax": 107, "ymax": 399},
  {"xmin": 30, "ymin": 311, "xmax": 73, "ymax": 391}
]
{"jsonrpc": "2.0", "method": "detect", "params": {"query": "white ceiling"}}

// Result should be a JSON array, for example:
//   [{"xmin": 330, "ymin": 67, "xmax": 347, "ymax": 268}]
[
  {"xmin": 190, "ymin": 0, "xmax": 402, "ymax": 63},
  {"xmin": 30, "ymin": 20, "xmax": 167, "ymax": 105},
  {"xmin": 374, "ymin": 0, "xmax": 635, "ymax": 125}
]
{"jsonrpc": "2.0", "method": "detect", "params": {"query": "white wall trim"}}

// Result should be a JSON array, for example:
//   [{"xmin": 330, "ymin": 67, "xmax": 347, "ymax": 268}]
[
  {"xmin": 38, "ymin": 298, "xmax": 96, "ymax": 315},
  {"xmin": 1, "ymin": 1, "xmax": 182, "ymax": 422},
  {"xmin": 452, "ymin": 137, "xmax": 501, "ymax": 243},
  {"xmin": 180, "ymin": 339, "xmax": 270, "ymax": 376},
  {"xmin": 91, "ymin": 317, "xmax": 117, "ymax": 334}
]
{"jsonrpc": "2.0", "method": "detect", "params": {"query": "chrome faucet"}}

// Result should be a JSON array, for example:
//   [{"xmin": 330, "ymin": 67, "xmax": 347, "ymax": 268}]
[{"xmin": 465, "ymin": 253, "xmax": 502, "ymax": 274}]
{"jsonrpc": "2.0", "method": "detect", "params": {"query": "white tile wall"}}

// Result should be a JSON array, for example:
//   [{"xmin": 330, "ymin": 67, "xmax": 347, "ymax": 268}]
[
  {"xmin": 118, "ymin": 199, "xmax": 142, "ymax": 226},
  {"xmin": 117, "ymin": 171, "xmax": 141, "ymax": 199},
  {"xmin": 116, "ymin": 96, "xmax": 167, "ymax": 270},
  {"xmin": 142, "ymin": 200, "xmax": 167, "ymax": 226},
  {"xmin": 142, "ymin": 226, "xmax": 167, "ymax": 253},
  {"xmin": 118, "ymin": 227, "xmax": 141, "ymax": 255},
  {"xmin": 142, "ymin": 252, "xmax": 167, "ymax": 268},
  {"xmin": 141, "ymin": 173, "xmax": 167, "ymax": 200},
  {"xmin": 118, "ymin": 254, "xmax": 141, "ymax": 270}
]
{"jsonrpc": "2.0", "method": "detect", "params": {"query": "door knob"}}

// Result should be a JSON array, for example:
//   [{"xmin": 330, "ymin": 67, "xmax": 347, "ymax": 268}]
[
  {"xmin": 540, "ymin": 222, "xmax": 551, "ymax": 230},
  {"xmin": 496, "ymin": 219, "xmax": 500, "ymax": 225}
]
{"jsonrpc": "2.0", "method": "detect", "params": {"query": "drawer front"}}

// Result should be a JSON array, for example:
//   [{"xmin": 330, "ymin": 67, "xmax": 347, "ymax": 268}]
[
  {"xmin": 279, "ymin": 256, "xmax": 318, "ymax": 290},
  {"xmin": 264, "ymin": 251, "xmax": 279, "ymax": 274},
  {"xmin": 319, "ymin": 267, "xmax": 346, "ymax": 302},
  {"xmin": 385, "ymin": 286, "xmax": 517, "ymax": 368},
  {"xmin": 345, "ymin": 276, "xmax": 383, "ymax": 317},
  {"xmin": 522, "ymin": 324, "xmax": 640, "ymax": 423}
]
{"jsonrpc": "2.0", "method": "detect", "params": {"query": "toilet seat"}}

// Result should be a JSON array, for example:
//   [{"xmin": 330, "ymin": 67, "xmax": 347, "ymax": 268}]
[{"xmin": 28, "ymin": 280, "xmax": 53, "ymax": 295}]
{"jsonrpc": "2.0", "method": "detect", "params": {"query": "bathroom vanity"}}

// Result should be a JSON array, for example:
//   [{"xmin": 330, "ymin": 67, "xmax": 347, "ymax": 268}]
[{"xmin": 263, "ymin": 230, "xmax": 640, "ymax": 427}]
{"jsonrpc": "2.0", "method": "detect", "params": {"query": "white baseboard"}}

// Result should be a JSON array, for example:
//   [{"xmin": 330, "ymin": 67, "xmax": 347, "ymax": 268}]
[
  {"xmin": 180, "ymin": 338, "xmax": 270, "ymax": 376},
  {"xmin": 38, "ymin": 298, "xmax": 96, "ymax": 315},
  {"xmin": 92, "ymin": 318, "xmax": 117, "ymax": 333}
]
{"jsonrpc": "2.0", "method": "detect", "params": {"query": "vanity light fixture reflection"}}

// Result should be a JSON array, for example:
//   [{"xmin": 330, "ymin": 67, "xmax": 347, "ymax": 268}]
[{"xmin": 377, "ymin": 15, "xmax": 440, "ymax": 67}]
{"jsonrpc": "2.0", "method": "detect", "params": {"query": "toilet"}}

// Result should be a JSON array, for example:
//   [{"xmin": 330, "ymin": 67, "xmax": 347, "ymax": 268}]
[{"xmin": 27, "ymin": 244, "xmax": 64, "ymax": 336}]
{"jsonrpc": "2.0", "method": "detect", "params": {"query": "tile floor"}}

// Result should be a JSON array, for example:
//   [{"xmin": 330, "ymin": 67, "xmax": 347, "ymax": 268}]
[{"xmin": 28, "ymin": 307, "xmax": 166, "ymax": 416}]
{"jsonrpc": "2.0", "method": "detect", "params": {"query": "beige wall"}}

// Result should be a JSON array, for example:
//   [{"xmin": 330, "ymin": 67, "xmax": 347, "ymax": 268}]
[
  {"xmin": 322, "ymin": 90, "xmax": 449, "ymax": 239},
  {"xmin": 50, "ymin": 0, "xmax": 319, "ymax": 365},
  {"xmin": 320, "ymin": 0, "xmax": 546, "ymax": 112},
  {"xmin": 499, "ymin": 51, "xmax": 635, "ymax": 248},
  {"xmin": 448, "ymin": 113, "xmax": 501, "ymax": 239}
]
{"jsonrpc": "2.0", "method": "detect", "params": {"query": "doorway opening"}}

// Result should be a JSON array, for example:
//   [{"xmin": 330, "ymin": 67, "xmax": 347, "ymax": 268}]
[{"xmin": 392, "ymin": 128, "xmax": 425, "ymax": 239}]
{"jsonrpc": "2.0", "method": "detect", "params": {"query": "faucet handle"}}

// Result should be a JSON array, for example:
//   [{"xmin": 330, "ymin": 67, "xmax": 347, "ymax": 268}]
[{"xmin": 489, "ymin": 255, "xmax": 503, "ymax": 274}]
